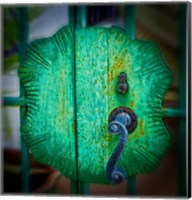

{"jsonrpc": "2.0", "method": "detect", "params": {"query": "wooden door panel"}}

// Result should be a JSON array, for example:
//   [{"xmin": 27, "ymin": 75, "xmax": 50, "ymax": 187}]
[
  {"xmin": 108, "ymin": 27, "xmax": 172, "ymax": 177},
  {"xmin": 19, "ymin": 25, "xmax": 77, "ymax": 181},
  {"xmin": 19, "ymin": 25, "xmax": 173, "ymax": 184},
  {"xmin": 75, "ymin": 28, "xmax": 109, "ymax": 183}
]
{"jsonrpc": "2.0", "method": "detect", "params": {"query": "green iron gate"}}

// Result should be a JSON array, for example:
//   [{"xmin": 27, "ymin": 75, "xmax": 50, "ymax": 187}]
[{"xmin": 3, "ymin": 5, "xmax": 187, "ymax": 195}]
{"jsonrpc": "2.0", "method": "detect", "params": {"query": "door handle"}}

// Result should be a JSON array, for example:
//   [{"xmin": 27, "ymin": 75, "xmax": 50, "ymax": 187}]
[{"xmin": 106, "ymin": 107, "xmax": 137, "ymax": 183}]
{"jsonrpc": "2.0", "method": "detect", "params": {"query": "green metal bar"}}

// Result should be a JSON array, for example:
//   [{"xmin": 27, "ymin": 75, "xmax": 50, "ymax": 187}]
[
  {"xmin": 70, "ymin": 181, "xmax": 89, "ymax": 195},
  {"xmin": 177, "ymin": 4, "xmax": 187, "ymax": 197},
  {"xmin": 70, "ymin": 180, "xmax": 78, "ymax": 194},
  {"xmin": 79, "ymin": 182, "xmax": 89, "ymax": 195},
  {"xmin": 162, "ymin": 108, "xmax": 186, "ymax": 117},
  {"xmin": 3, "ymin": 96, "xmax": 20, "ymax": 106},
  {"xmin": 76, "ymin": 6, "xmax": 87, "ymax": 27},
  {"xmin": 16, "ymin": 7, "xmax": 30, "ymax": 193},
  {"xmin": 124, "ymin": 5, "xmax": 137, "ymax": 195},
  {"xmin": 127, "ymin": 176, "xmax": 137, "ymax": 195},
  {"xmin": 124, "ymin": 5, "xmax": 136, "ymax": 39},
  {"xmin": 69, "ymin": 6, "xmax": 75, "ymax": 26}
]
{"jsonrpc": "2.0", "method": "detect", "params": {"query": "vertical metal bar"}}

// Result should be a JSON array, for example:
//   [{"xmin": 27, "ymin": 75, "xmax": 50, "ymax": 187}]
[
  {"xmin": 76, "ymin": 6, "xmax": 87, "ymax": 27},
  {"xmin": 178, "ymin": 4, "xmax": 187, "ymax": 197},
  {"xmin": 124, "ymin": 5, "xmax": 137, "ymax": 195},
  {"xmin": 16, "ymin": 7, "xmax": 30, "ymax": 193},
  {"xmin": 70, "ymin": 180, "xmax": 78, "ymax": 194},
  {"xmin": 79, "ymin": 182, "xmax": 89, "ymax": 195},
  {"xmin": 69, "ymin": 6, "xmax": 75, "ymax": 25},
  {"xmin": 124, "ymin": 5, "xmax": 136, "ymax": 39},
  {"xmin": 127, "ymin": 175, "xmax": 137, "ymax": 195}
]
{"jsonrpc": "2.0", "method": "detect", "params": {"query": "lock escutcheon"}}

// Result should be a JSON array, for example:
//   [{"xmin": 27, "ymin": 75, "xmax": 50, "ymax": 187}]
[
  {"xmin": 116, "ymin": 72, "xmax": 128, "ymax": 94},
  {"xmin": 109, "ymin": 106, "xmax": 137, "ymax": 133}
]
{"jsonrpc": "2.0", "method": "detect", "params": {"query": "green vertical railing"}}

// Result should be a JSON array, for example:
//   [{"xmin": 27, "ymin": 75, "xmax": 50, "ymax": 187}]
[
  {"xmin": 124, "ymin": 5, "xmax": 137, "ymax": 195},
  {"xmin": 124, "ymin": 5, "xmax": 136, "ymax": 39},
  {"xmin": 3, "ymin": 5, "xmax": 187, "ymax": 195},
  {"xmin": 17, "ymin": 7, "xmax": 30, "ymax": 193},
  {"xmin": 3, "ymin": 7, "xmax": 30, "ymax": 193},
  {"xmin": 76, "ymin": 6, "xmax": 87, "ymax": 27},
  {"xmin": 177, "ymin": 4, "xmax": 187, "ymax": 197},
  {"xmin": 162, "ymin": 108, "xmax": 186, "ymax": 117},
  {"xmin": 124, "ymin": 4, "xmax": 187, "ymax": 196}
]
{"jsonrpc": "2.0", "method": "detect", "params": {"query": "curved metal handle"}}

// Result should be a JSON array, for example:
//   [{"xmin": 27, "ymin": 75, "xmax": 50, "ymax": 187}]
[{"xmin": 106, "ymin": 113, "xmax": 130, "ymax": 183}]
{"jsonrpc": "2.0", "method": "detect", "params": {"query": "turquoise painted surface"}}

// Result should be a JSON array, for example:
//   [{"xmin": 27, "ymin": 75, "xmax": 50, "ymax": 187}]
[
  {"xmin": 19, "ymin": 25, "xmax": 77, "ymax": 181},
  {"xmin": 107, "ymin": 27, "xmax": 172, "ymax": 177},
  {"xmin": 19, "ymin": 25, "xmax": 172, "ymax": 184},
  {"xmin": 75, "ymin": 28, "xmax": 109, "ymax": 183}
]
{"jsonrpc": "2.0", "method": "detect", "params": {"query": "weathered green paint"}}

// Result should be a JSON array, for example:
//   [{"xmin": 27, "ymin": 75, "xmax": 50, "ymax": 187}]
[
  {"xmin": 18, "ymin": 25, "xmax": 172, "ymax": 184},
  {"xmin": 19, "ymin": 25, "xmax": 77, "ymax": 181},
  {"xmin": 75, "ymin": 28, "xmax": 109, "ymax": 183},
  {"xmin": 75, "ymin": 6, "xmax": 90, "ymax": 194},
  {"xmin": 108, "ymin": 27, "xmax": 173, "ymax": 177},
  {"xmin": 68, "ymin": 6, "xmax": 80, "ymax": 193}
]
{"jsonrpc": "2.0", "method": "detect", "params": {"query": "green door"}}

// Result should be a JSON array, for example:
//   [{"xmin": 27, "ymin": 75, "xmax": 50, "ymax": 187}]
[{"xmin": 18, "ymin": 25, "xmax": 173, "ymax": 184}]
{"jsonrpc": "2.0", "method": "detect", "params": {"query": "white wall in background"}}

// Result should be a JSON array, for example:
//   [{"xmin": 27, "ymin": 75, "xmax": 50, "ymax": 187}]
[
  {"xmin": 29, "ymin": 5, "xmax": 69, "ymax": 42},
  {"xmin": 3, "ymin": 6, "xmax": 69, "ymax": 149}
]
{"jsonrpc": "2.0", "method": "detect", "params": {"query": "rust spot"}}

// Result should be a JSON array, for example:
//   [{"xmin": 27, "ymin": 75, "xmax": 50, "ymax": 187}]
[
  {"xmin": 139, "ymin": 119, "xmax": 144, "ymax": 136},
  {"xmin": 108, "ymin": 50, "xmax": 129, "ymax": 84},
  {"xmin": 116, "ymin": 35, "xmax": 123, "ymax": 45},
  {"xmin": 108, "ymin": 52, "xmax": 128, "ymax": 97},
  {"xmin": 130, "ymin": 101, "xmax": 135, "ymax": 108},
  {"xmin": 103, "ymin": 133, "xmax": 112, "ymax": 143},
  {"xmin": 132, "ymin": 91, "xmax": 135, "ymax": 98},
  {"xmin": 100, "ymin": 124, "xmax": 107, "ymax": 132},
  {"xmin": 117, "ymin": 37, "xmax": 121, "ymax": 44},
  {"xmin": 129, "ymin": 118, "xmax": 144, "ymax": 140},
  {"xmin": 130, "ymin": 91, "xmax": 136, "ymax": 107},
  {"xmin": 101, "ymin": 124, "xmax": 113, "ymax": 143},
  {"xmin": 72, "ymin": 122, "xmax": 76, "ymax": 133}
]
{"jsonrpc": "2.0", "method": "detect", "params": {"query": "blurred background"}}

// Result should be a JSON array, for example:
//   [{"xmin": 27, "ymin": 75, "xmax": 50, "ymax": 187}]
[{"xmin": 2, "ymin": 3, "xmax": 187, "ymax": 196}]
